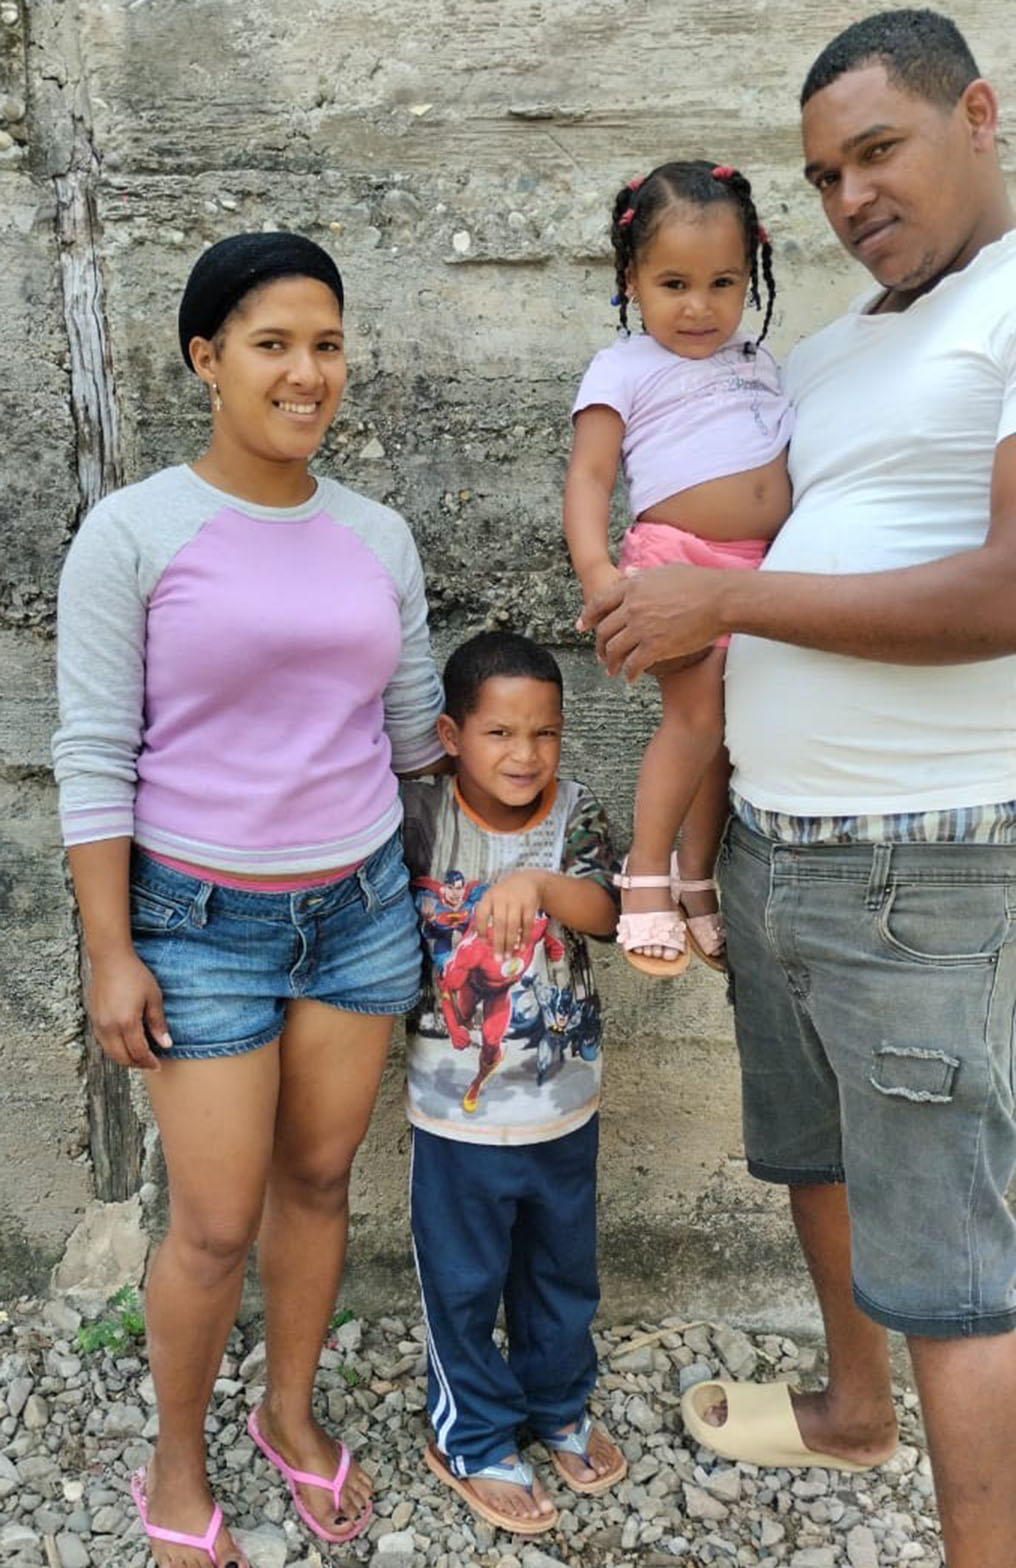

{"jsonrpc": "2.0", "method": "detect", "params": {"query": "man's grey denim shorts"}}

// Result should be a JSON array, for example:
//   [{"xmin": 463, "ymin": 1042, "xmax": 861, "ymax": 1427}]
[{"xmin": 719, "ymin": 815, "xmax": 1016, "ymax": 1340}]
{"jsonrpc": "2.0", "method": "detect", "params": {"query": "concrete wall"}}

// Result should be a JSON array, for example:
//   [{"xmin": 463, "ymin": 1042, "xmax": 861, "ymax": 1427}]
[{"xmin": 1, "ymin": 0, "xmax": 1013, "ymax": 1317}]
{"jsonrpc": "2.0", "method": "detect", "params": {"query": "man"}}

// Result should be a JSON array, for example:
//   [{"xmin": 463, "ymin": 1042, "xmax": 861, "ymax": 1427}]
[{"xmin": 584, "ymin": 11, "xmax": 1016, "ymax": 1567}]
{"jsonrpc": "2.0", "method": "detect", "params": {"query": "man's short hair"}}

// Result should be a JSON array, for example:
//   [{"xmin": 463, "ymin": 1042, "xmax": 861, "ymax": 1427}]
[
  {"xmin": 801, "ymin": 8, "xmax": 980, "ymax": 110},
  {"xmin": 442, "ymin": 631, "xmax": 563, "ymax": 724}
]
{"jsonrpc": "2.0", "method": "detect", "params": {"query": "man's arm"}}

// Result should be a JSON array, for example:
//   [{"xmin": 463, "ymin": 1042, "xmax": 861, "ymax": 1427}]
[{"xmin": 583, "ymin": 432, "xmax": 1016, "ymax": 679}]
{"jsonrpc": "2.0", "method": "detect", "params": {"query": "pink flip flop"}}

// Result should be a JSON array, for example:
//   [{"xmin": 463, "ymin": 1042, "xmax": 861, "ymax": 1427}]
[
  {"xmin": 130, "ymin": 1468, "xmax": 247, "ymax": 1567},
  {"xmin": 247, "ymin": 1406, "xmax": 373, "ymax": 1545}
]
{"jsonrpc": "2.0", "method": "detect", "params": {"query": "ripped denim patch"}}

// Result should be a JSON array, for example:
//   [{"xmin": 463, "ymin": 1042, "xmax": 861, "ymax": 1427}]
[{"xmin": 869, "ymin": 1044, "xmax": 960, "ymax": 1104}]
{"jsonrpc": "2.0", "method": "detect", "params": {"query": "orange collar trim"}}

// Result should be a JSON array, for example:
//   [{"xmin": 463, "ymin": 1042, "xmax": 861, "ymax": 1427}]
[{"xmin": 452, "ymin": 777, "xmax": 558, "ymax": 834}]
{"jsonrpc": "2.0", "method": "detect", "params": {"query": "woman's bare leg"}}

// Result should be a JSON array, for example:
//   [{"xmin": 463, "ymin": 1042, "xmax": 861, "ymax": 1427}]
[
  {"xmin": 143, "ymin": 1045, "xmax": 281, "ymax": 1568},
  {"xmin": 256, "ymin": 1000, "xmax": 392, "ymax": 1533}
]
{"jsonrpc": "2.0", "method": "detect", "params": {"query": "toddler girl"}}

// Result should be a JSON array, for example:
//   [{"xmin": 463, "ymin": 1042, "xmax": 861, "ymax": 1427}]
[{"xmin": 564, "ymin": 160, "xmax": 793, "ymax": 976}]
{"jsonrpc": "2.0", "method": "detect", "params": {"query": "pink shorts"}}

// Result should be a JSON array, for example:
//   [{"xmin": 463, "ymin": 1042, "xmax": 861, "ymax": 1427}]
[{"xmin": 618, "ymin": 520, "xmax": 769, "ymax": 650}]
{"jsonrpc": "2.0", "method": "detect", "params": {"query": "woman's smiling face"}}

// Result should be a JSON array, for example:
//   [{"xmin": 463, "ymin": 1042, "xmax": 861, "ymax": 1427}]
[{"xmin": 191, "ymin": 274, "xmax": 347, "ymax": 464}]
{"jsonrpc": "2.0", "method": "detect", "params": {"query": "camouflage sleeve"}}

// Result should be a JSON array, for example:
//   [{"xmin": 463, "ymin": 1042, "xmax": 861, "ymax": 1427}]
[
  {"xmin": 561, "ymin": 783, "xmax": 619, "ymax": 901},
  {"xmin": 399, "ymin": 779, "xmax": 434, "ymax": 879}
]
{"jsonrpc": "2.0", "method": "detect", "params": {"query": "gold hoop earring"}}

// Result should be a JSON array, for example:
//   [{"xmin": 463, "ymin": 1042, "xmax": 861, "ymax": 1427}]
[{"xmin": 212, "ymin": 381, "xmax": 223, "ymax": 412}]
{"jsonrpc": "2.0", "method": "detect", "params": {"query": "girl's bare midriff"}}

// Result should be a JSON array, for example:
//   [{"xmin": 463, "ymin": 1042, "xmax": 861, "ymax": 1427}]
[{"xmin": 637, "ymin": 453, "xmax": 790, "ymax": 542}]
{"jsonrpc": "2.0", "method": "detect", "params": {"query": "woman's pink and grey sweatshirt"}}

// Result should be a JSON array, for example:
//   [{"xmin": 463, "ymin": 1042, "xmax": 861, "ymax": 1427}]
[{"xmin": 53, "ymin": 466, "xmax": 444, "ymax": 874}]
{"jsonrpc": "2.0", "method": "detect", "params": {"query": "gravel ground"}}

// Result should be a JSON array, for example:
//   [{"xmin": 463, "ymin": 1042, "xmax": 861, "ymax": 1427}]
[{"xmin": 0, "ymin": 1297, "xmax": 944, "ymax": 1568}]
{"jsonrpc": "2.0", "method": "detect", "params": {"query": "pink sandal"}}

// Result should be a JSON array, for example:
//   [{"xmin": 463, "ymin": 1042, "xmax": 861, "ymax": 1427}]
[
  {"xmin": 613, "ymin": 854, "xmax": 691, "ymax": 978},
  {"xmin": 130, "ymin": 1468, "xmax": 247, "ymax": 1568},
  {"xmin": 672, "ymin": 864, "xmax": 726, "ymax": 971},
  {"xmin": 247, "ymin": 1406, "xmax": 373, "ymax": 1545}
]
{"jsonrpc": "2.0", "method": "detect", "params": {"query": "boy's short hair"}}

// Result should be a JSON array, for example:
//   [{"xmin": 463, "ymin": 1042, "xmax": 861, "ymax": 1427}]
[{"xmin": 442, "ymin": 631, "xmax": 563, "ymax": 724}]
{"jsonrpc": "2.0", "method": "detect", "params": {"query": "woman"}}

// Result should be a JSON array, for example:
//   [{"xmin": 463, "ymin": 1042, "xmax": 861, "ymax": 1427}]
[{"xmin": 53, "ymin": 232, "xmax": 444, "ymax": 1568}]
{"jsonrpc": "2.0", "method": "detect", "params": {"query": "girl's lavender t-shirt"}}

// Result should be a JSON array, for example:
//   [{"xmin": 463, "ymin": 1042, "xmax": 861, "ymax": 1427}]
[
  {"xmin": 572, "ymin": 332, "xmax": 793, "ymax": 518},
  {"xmin": 53, "ymin": 466, "xmax": 444, "ymax": 874}
]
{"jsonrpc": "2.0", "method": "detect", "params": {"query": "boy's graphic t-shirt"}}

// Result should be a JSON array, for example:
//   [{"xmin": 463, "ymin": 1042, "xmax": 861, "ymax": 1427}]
[{"xmin": 401, "ymin": 775, "xmax": 617, "ymax": 1147}]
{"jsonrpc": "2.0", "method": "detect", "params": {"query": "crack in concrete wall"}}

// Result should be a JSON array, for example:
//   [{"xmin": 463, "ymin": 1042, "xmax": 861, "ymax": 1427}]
[{"xmin": 54, "ymin": 166, "xmax": 123, "ymax": 511}]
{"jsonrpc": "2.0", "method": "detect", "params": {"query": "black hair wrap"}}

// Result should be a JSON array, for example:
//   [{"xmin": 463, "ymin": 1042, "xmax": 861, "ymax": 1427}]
[{"xmin": 177, "ymin": 232, "xmax": 345, "ymax": 371}]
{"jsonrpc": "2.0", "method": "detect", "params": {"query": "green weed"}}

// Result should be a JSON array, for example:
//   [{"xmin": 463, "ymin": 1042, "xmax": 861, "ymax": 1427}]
[{"xmin": 75, "ymin": 1285, "xmax": 146, "ymax": 1355}]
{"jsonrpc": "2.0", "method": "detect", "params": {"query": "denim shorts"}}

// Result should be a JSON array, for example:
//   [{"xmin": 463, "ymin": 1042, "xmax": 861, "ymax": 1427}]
[
  {"xmin": 129, "ymin": 830, "xmax": 422, "ymax": 1059},
  {"xmin": 720, "ymin": 816, "xmax": 1016, "ymax": 1339}
]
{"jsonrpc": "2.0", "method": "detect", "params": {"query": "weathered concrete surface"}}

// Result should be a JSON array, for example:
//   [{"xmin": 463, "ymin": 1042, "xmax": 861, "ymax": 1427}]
[{"xmin": 2, "ymin": 0, "xmax": 1014, "ymax": 1317}]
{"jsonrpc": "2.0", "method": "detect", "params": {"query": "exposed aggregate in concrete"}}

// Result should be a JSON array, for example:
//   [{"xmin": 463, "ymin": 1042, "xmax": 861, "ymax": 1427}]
[{"xmin": 0, "ymin": 1298, "xmax": 944, "ymax": 1567}]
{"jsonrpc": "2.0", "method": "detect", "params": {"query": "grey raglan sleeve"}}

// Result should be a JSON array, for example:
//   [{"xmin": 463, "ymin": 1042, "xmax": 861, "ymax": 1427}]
[
  {"xmin": 384, "ymin": 526, "xmax": 445, "ymax": 776},
  {"xmin": 52, "ymin": 501, "xmax": 147, "ymax": 845}
]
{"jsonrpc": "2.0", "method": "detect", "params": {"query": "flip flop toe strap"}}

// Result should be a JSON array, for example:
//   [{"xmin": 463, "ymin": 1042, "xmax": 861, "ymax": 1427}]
[
  {"xmin": 279, "ymin": 1445, "xmax": 351, "ymax": 1509},
  {"xmin": 544, "ymin": 1412, "xmax": 594, "ymax": 1460},
  {"xmin": 248, "ymin": 1410, "xmax": 370, "ymax": 1542},
  {"xmin": 467, "ymin": 1458, "xmax": 536, "ymax": 1490},
  {"xmin": 131, "ymin": 1470, "xmax": 223, "ymax": 1563}
]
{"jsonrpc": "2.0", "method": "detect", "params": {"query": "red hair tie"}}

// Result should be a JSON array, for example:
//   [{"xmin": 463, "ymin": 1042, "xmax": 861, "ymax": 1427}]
[
  {"xmin": 758, "ymin": 222, "xmax": 770, "ymax": 245},
  {"xmin": 628, "ymin": 174, "xmax": 645, "ymax": 191},
  {"xmin": 618, "ymin": 208, "xmax": 635, "ymax": 228},
  {"xmin": 711, "ymin": 164, "xmax": 736, "ymax": 181}
]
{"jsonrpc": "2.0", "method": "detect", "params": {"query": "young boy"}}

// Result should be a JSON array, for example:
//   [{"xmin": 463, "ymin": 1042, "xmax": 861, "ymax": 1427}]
[{"xmin": 401, "ymin": 630, "xmax": 627, "ymax": 1536}]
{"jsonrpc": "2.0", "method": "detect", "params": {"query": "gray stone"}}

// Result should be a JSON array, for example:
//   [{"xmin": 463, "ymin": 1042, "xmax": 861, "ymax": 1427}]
[
  {"xmin": 238, "ymin": 1341, "xmax": 267, "ymax": 1382},
  {"xmin": 7, "ymin": 1379, "xmax": 32, "ymax": 1419},
  {"xmin": 122, "ymin": 1441, "xmax": 153, "ymax": 1471},
  {"xmin": 712, "ymin": 1324, "xmax": 758, "ymax": 1380},
  {"xmin": 30, "ymin": 1511, "xmax": 62, "ymax": 1535},
  {"xmin": 678, "ymin": 1361, "xmax": 715, "ymax": 1395},
  {"xmin": 613, "ymin": 1345, "xmax": 656, "ymax": 1374},
  {"xmin": 0, "ymin": 1526, "xmax": 39, "ymax": 1553},
  {"xmin": 54, "ymin": 1540, "xmax": 90, "ymax": 1568},
  {"xmin": 232, "ymin": 1532, "xmax": 287, "ymax": 1568},
  {"xmin": 21, "ymin": 1395, "xmax": 48, "ymax": 1430},
  {"xmin": 792, "ymin": 1470, "xmax": 830, "ymax": 1499},
  {"xmin": 334, "ymin": 1318, "xmax": 363, "ymax": 1353},
  {"xmin": 702, "ymin": 1467, "xmax": 742, "ymax": 1503},
  {"xmin": 50, "ymin": 1198, "xmax": 148, "ymax": 1298},
  {"xmin": 18, "ymin": 1457, "xmax": 59, "ymax": 1484},
  {"xmin": 376, "ymin": 1531, "xmax": 415, "ymax": 1554},
  {"xmin": 626, "ymin": 1395, "xmax": 663, "ymax": 1436},
  {"xmin": 846, "ymin": 1525, "xmax": 879, "ymax": 1568},
  {"xmin": 103, "ymin": 1403, "xmax": 145, "ymax": 1436},
  {"xmin": 42, "ymin": 1301, "xmax": 82, "ymax": 1336},
  {"xmin": 683, "ymin": 1484, "xmax": 729, "ymax": 1522}
]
